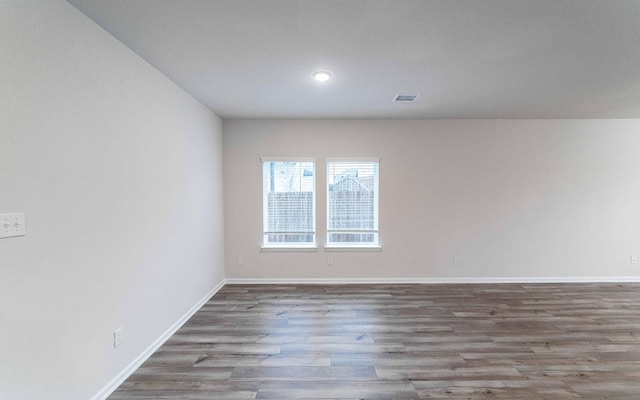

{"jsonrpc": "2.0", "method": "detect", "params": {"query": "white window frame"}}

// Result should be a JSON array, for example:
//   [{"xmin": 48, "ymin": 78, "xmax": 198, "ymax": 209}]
[
  {"xmin": 262, "ymin": 157, "xmax": 317, "ymax": 249},
  {"xmin": 326, "ymin": 158, "xmax": 380, "ymax": 249}
]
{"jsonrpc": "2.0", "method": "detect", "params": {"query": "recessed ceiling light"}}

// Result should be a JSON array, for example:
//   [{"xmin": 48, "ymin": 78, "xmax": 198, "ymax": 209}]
[{"xmin": 312, "ymin": 71, "xmax": 332, "ymax": 82}]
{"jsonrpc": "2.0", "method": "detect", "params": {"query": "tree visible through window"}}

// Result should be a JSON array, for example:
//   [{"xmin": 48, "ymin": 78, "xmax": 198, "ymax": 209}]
[
  {"xmin": 262, "ymin": 159, "xmax": 315, "ymax": 246},
  {"xmin": 327, "ymin": 160, "xmax": 379, "ymax": 246}
]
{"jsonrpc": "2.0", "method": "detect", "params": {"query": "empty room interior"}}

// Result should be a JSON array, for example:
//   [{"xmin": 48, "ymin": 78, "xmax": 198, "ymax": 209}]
[{"xmin": 3, "ymin": 1, "xmax": 640, "ymax": 399}]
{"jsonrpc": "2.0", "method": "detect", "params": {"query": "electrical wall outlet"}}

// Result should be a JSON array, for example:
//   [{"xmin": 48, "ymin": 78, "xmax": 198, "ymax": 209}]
[
  {"xmin": 113, "ymin": 327, "xmax": 123, "ymax": 348},
  {"xmin": 0, "ymin": 213, "xmax": 26, "ymax": 239},
  {"xmin": 631, "ymin": 255, "xmax": 638, "ymax": 264},
  {"xmin": 453, "ymin": 255, "xmax": 460, "ymax": 265},
  {"xmin": 236, "ymin": 256, "xmax": 244, "ymax": 265},
  {"xmin": 327, "ymin": 256, "xmax": 333, "ymax": 265}
]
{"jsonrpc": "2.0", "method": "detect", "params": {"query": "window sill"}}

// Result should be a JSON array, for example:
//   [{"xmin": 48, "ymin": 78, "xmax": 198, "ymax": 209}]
[
  {"xmin": 324, "ymin": 246, "xmax": 382, "ymax": 252},
  {"xmin": 261, "ymin": 246, "xmax": 318, "ymax": 252}
]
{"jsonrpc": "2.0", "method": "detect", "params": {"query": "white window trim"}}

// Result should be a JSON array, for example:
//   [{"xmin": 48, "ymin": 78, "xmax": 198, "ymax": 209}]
[
  {"xmin": 261, "ymin": 245, "xmax": 319, "ymax": 252},
  {"xmin": 324, "ymin": 245, "xmax": 382, "ymax": 252},
  {"xmin": 261, "ymin": 156, "xmax": 316, "ymax": 162}
]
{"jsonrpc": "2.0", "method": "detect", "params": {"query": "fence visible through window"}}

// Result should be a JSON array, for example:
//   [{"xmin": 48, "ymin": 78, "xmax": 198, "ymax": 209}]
[
  {"xmin": 327, "ymin": 160, "xmax": 379, "ymax": 246},
  {"xmin": 262, "ymin": 159, "xmax": 316, "ymax": 246},
  {"xmin": 266, "ymin": 191, "xmax": 314, "ymax": 243}
]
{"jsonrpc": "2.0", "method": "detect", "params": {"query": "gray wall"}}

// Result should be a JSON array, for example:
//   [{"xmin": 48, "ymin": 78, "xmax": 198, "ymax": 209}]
[
  {"xmin": 0, "ymin": 2, "xmax": 225, "ymax": 399},
  {"xmin": 224, "ymin": 119, "xmax": 640, "ymax": 281}
]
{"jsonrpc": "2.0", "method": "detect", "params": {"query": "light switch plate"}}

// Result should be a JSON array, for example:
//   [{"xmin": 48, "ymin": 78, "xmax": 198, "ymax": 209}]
[
  {"xmin": 114, "ymin": 327, "xmax": 123, "ymax": 348},
  {"xmin": 0, "ymin": 213, "xmax": 26, "ymax": 239}
]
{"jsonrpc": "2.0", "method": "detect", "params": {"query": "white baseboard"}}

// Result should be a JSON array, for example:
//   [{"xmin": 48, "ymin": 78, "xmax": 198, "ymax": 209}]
[
  {"xmin": 225, "ymin": 276, "xmax": 640, "ymax": 285},
  {"xmin": 91, "ymin": 279, "xmax": 226, "ymax": 400}
]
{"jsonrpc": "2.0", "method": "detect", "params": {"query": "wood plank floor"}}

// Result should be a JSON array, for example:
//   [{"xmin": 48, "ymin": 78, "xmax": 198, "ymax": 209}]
[{"xmin": 109, "ymin": 283, "xmax": 640, "ymax": 399}]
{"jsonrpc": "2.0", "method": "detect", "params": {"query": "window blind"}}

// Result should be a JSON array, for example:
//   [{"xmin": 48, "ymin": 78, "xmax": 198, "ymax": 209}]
[
  {"xmin": 326, "ymin": 160, "xmax": 379, "ymax": 246},
  {"xmin": 262, "ymin": 160, "xmax": 315, "ymax": 246}
]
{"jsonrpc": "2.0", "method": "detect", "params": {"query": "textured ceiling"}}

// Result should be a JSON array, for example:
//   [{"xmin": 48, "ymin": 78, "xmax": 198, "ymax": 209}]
[{"xmin": 68, "ymin": 0, "xmax": 640, "ymax": 119}]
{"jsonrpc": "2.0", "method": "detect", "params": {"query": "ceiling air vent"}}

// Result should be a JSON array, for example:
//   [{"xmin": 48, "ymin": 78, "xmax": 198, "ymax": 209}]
[{"xmin": 394, "ymin": 94, "xmax": 419, "ymax": 102}]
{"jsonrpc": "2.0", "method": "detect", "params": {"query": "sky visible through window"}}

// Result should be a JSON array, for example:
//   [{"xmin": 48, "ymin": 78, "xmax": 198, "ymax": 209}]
[
  {"xmin": 269, "ymin": 162, "xmax": 314, "ymax": 192},
  {"xmin": 328, "ymin": 162, "xmax": 376, "ymax": 185}
]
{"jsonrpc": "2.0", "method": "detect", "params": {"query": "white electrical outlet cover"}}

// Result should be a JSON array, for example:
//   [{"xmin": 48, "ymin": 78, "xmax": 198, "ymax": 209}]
[{"xmin": 0, "ymin": 213, "xmax": 26, "ymax": 239}]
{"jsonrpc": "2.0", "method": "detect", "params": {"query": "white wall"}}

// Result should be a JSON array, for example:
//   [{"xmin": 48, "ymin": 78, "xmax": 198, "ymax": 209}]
[
  {"xmin": 0, "ymin": 2, "xmax": 224, "ymax": 399},
  {"xmin": 224, "ymin": 119, "xmax": 640, "ymax": 281}
]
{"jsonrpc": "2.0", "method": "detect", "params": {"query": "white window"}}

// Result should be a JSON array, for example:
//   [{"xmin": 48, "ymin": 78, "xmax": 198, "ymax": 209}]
[
  {"xmin": 262, "ymin": 158, "xmax": 316, "ymax": 247},
  {"xmin": 327, "ymin": 159, "xmax": 379, "ymax": 247}
]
